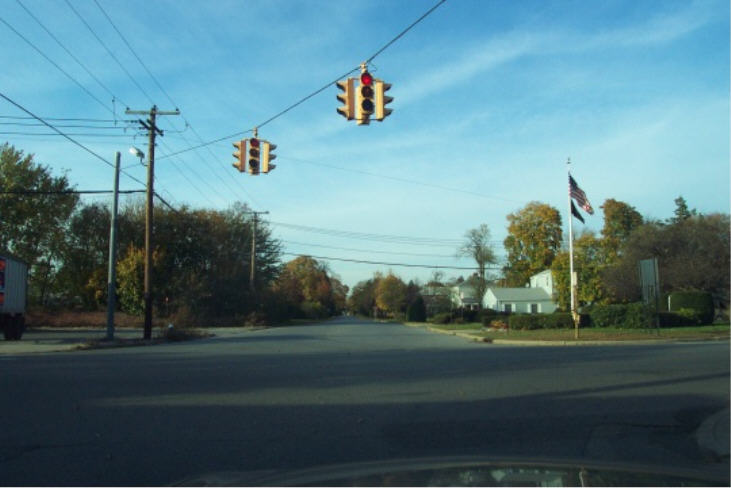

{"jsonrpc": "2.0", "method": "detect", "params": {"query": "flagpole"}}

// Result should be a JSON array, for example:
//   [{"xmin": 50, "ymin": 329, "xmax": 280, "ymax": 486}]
[{"xmin": 567, "ymin": 158, "xmax": 579, "ymax": 339}]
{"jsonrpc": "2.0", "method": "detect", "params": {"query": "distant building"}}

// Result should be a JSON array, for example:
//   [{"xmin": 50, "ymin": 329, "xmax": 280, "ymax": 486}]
[
  {"xmin": 450, "ymin": 283, "xmax": 480, "ymax": 311},
  {"xmin": 483, "ymin": 270, "xmax": 557, "ymax": 314},
  {"xmin": 420, "ymin": 285, "xmax": 452, "ymax": 315}
]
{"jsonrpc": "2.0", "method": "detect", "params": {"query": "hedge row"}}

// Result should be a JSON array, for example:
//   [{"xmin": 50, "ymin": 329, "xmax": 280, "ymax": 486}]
[{"xmin": 667, "ymin": 291, "xmax": 714, "ymax": 324}]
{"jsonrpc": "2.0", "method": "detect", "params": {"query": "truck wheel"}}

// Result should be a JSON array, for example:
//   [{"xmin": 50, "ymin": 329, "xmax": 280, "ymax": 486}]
[{"xmin": 3, "ymin": 326, "xmax": 12, "ymax": 341}]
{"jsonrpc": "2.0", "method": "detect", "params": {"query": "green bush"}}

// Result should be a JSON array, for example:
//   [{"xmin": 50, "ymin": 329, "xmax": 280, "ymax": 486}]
[
  {"xmin": 406, "ymin": 296, "xmax": 427, "ymax": 322},
  {"xmin": 508, "ymin": 313, "xmax": 575, "ymax": 330},
  {"xmin": 430, "ymin": 312, "xmax": 452, "ymax": 324},
  {"xmin": 589, "ymin": 303, "xmax": 653, "ymax": 329},
  {"xmin": 668, "ymin": 291, "xmax": 714, "ymax": 324},
  {"xmin": 658, "ymin": 311, "xmax": 702, "ymax": 327}
]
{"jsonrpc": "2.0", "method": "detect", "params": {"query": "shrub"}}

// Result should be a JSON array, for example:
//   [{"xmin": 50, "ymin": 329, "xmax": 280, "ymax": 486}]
[
  {"xmin": 508, "ymin": 313, "xmax": 575, "ymax": 330},
  {"xmin": 509, "ymin": 315, "xmax": 541, "ymax": 330},
  {"xmin": 668, "ymin": 291, "xmax": 714, "ymax": 324},
  {"xmin": 658, "ymin": 311, "xmax": 702, "ymax": 327},
  {"xmin": 430, "ymin": 312, "xmax": 452, "ymax": 324},
  {"xmin": 589, "ymin": 303, "xmax": 653, "ymax": 329},
  {"xmin": 406, "ymin": 296, "xmax": 427, "ymax": 322}
]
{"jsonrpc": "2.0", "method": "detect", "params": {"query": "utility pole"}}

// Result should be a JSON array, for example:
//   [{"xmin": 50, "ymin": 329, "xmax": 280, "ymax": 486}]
[
  {"xmin": 125, "ymin": 105, "xmax": 180, "ymax": 339},
  {"xmin": 248, "ymin": 211, "xmax": 269, "ymax": 292},
  {"xmin": 105, "ymin": 151, "xmax": 121, "ymax": 341}
]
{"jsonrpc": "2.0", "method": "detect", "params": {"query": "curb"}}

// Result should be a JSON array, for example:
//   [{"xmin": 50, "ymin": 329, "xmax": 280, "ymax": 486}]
[{"xmin": 402, "ymin": 323, "xmax": 729, "ymax": 346}]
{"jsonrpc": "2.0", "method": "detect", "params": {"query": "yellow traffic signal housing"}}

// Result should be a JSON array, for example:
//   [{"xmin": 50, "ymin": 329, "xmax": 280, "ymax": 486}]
[
  {"xmin": 232, "ymin": 140, "xmax": 245, "ymax": 172},
  {"xmin": 336, "ymin": 78, "xmax": 355, "ymax": 120},
  {"xmin": 356, "ymin": 71, "xmax": 374, "ymax": 126},
  {"xmin": 261, "ymin": 140, "xmax": 277, "ymax": 173},
  {"xmin": 375, "ymin": 80, "xmax": 393, "ymax": 121},
  {"xmin": 248, "ymin": 137, "xmax": 260, "ymax": 175}
]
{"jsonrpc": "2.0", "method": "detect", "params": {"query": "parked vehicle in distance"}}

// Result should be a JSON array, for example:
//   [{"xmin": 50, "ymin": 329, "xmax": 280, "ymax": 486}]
[{"xmin": 0, "ymin": 253, "xmax": 28, "ymax": 340}]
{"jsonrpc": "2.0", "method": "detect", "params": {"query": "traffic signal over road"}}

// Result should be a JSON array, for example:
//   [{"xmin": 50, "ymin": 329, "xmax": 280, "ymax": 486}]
[
  {"xmin": 336, "ymin": 78, "xmax": 355, "ymax": 120},
  {"xmin": 232, "ymin": 140, "xmax": 245, "ymax": 172},
  {"xmin": 375, "ymin": 79, "xmax": 393, "ymax": 121},
  {"xmin": 356, "ymin": 70, "xmax": 375, "ymax": 126},
  {"xmin": 262, "ymin": 141, "xmax": 277, "ymax": 173},
  {"xmin": 248, "ymin": 137, "xmax": 260, "ymax": 175}
]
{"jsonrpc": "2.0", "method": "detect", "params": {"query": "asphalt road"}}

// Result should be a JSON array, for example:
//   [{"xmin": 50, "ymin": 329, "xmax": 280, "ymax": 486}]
[{"xmin": 1, "ymin": 316, "xmax": 728, "ymax": 485}]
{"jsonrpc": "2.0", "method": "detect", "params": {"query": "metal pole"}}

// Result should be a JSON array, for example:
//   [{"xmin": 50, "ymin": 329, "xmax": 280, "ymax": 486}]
[
  {"xmin": 144, "ymin": 106, "xmax": 157, "ymax": 340},
  {"xmin": 250, "ymin": 214, "xmax": 257, "ymax": 292},
  {"xmin": 105, "ymin": 151, "xmax": 121, "ymax": 341},
  {"xmin": 567, "ymin": 160, "xmax": 579, "ymax": 339}
]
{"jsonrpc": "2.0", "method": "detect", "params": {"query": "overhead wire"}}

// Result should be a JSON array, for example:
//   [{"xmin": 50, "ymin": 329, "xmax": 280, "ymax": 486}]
[
  {"xmin": 90, "ymin": 0, "xmax": 259, "ymax": 208},
  {"xmin": 282, "ymin": 155, "xmax": 523, "ymax": 204},
  {"xmin": 268, "ymin": 220, "xmax": 463, "ymax": 247},
  {"xmin": 15, "ymin": 0, "xmax": 125, "ymax": 111},
  {"xmin": 0, "ymin": 14, "xmax": 114, "ymax": 115},
  {"xmin": 280, "ymin": 252, "xmax": 499, "ymax": 271},
  {"xmin": 63, "ymin": 0, "xmax": 155, "ymax": 106},
  {"xmin": 0, "ymin": 92, "xmax": 148, "ymax": 189},
  {"xmin": 158, "ymin": 0, "xmax": 449, "ymax": 160}
]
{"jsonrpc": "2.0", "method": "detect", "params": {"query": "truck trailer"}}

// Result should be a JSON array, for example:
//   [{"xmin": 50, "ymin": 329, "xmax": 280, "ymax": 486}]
[{"xmin": 0, "ymin": 254, "xmax": 28, "ymax": 340}]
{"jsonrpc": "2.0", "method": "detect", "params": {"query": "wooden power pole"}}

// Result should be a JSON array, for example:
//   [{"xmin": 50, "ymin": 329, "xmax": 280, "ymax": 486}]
[{"xmin": 125, "ymin": 106, "xmax": 180, "ymax": 339}]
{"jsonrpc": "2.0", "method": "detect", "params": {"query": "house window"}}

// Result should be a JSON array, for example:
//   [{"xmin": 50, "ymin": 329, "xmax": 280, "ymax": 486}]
[
  {"xmin": 530, "ymin": 303, "xmax": 539, "ymax": 314},
  {"xmin": 503, "ymin": 303, "xmax": 512, "ymax": 313}
]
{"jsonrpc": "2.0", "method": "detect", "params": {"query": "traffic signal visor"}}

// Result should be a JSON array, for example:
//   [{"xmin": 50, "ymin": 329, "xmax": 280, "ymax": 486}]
[
  {"xmin": 375, "ymin": 80, "xmax": 393, "ymax": 121},
  {"xmin": 232, "ymin": 140, "xmax": 245, "ymax": 172},
  {"xmin": 262, "ymin": 141, "xmax": 277, "ymax": 173},
  {"xmin": 336, "ymin": 78, "xmax": 355, "ymax": 120}
]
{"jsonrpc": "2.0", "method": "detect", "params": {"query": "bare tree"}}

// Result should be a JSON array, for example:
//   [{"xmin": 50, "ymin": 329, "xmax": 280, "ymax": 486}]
[{"xmin": 457, "ymin": 224, "xmax": 497, "ymax": 307}]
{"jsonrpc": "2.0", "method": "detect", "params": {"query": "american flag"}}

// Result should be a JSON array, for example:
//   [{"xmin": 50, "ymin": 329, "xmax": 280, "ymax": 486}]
[{"xmin": 569, "ymin": 174, "xmax": 594, "ymax": 215}]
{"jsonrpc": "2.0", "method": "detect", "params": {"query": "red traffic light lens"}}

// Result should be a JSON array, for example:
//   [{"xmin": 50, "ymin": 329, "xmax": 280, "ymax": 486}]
[
  {"xmin": 250, "ymin": 138, "xmax": 260, "ymax": 148},
  {"xmin": 360, "ymin": 71, "xmax": 373, "ymax": 86}
]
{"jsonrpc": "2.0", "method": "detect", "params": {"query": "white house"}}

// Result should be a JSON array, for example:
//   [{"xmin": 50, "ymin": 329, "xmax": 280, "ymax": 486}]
[
  {"xmin": 529, "ymin": 269, "xmax": 554, "ymax": 296},
  {"xmin": 450, "ymin": 283, "xmax": 480, "ymax": 311},
  {"xmin": 482, "ymin": 270, "xmax": 557, "ymax": 314}
]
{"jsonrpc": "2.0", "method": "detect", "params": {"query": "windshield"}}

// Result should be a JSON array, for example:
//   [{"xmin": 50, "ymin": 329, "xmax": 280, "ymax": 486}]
[{"xmin": 1, "ymin": 1, "xmax": 728, "ymax": 486}]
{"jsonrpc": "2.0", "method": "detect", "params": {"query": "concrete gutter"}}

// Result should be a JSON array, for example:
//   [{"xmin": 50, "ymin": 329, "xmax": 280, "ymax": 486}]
[{"xmin": 403, "ymin": 322, "xmax": 729, "ymax": 346}]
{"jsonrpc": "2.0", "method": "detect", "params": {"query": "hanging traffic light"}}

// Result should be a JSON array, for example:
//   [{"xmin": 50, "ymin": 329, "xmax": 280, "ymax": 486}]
[
  {"xmin": 248, "ymin": 137, "xmax": 260, "ymax": 175},
  {"xmin": 261, "ymin": 140, "xmax": 277, "ymax": 173},
  {"xmin": 356, "ymin": 70, "xmax": 374, "ymax": 126},
  {"xmin": 232, "ymin": 139, "xmax": 245, "ymax": 172},
  {"xmin": 375, "ymin": 80, "xmax": 393, "ymax": 122},
  {"xmin": 336, "ymin": 78, "xmax": 355, "ymax": 120}
]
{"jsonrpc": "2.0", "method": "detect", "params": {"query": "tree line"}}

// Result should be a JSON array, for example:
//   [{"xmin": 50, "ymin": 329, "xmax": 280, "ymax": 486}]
[
  {"xmin": 0, "ymin": 143, "xmax": 346, "ymax": 324},
  {"xmin": 348, "ymin": 198, "xmax": 729, "ymax": 319}
]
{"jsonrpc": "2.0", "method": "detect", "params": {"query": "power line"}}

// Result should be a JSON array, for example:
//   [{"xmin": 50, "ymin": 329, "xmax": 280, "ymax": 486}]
[
  {"xmin": 281, "ymin": 239, "xmax": 460, "ymax": 258},
  {"xmin": 15, "ymin": 0, "xmax": 126, "ymax": 110},
  {"xmin": 365, "ymin": 0, "xmax": 448, "ymax": 64},
  {"xmin": 281, "ymin": 252, "xmax": 498, "ymax": 271},
  {"xmin": 0, "ymin": 91, "xmax": 146, "ymax": 187},
  {"xmin": 0, "ymin": 131, "xmax": 142, "ymax": 137},
  {"xmin": 0, "ymin": 14, "xmax": 114, "ymax": 115},
  {"xmin": 63, "ymin": 0, "xmax": 155, "ymax": 106},
  {"xmin": 283, "ymin": 155, "xmax": 523, "ymax": 204},
  {"xmin": 0, "ymin": 189, "xmax": 144, "ymax": 195},
  {"xmin": 90, "ymin": 0, "xmax": 259, "ymax": 208},
  {"xmin": 0, "ymin": 115, "xmax": 134, "ymax": 123},
  {"xmin": 159, "ymin": 0, "xmax": 449, "ymax": 160},
  {"xmin": 269, "ymin": 220, "xmax": 462, "ymax": 247}
]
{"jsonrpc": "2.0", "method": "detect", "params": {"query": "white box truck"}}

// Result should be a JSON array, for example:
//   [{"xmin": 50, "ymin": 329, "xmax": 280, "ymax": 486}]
[{"xmin": 0, "ymin": 254, "xmax": 28, "ymax": 340}]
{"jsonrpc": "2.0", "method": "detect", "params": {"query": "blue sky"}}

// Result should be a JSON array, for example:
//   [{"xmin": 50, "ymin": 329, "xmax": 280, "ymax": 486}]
[{"xmin": 1, "ymin": 0, "xmax": 728, "ymax": 290}]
